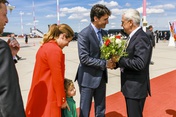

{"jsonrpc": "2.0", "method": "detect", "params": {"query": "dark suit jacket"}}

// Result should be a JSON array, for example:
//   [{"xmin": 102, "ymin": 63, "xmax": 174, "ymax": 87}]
[
  {"xmin": 118, "ymin": 28, "xmax": 152, "ymax": 99},
  {"xmin": 75, "ymin": 24, "xmax": 108, "ymax": 88},
  {"xmin": 146, "ymin": 29, "xmax": 155, "ymax": 47},
  {"xmin": 0, "ymin": 39, "xmax": 25, "ymax": 117}
]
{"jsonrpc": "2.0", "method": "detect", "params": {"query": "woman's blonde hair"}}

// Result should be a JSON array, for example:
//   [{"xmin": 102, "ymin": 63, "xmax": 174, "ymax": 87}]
[{"xmin": 43, "ymin": 23, "xmax": 74, "ymax": 43}]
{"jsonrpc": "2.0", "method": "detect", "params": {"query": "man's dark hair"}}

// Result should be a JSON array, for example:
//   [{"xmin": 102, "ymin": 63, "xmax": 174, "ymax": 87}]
[
  {"xmin": 0, "ymin": 0, "xmax": 9, "ymax": 8},
  {"xmin": 90, "ymin": 4, "xmax": 111, "ymax": 22},
  {"xmin": 148, "ymin": 25, "xmax": 153, "ymax": 29}
]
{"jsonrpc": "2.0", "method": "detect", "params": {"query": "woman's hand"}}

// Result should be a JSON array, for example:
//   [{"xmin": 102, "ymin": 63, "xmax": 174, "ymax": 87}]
[{"xmin": 61, "ymin": 101, "xmax": 70, "ymax": 111}]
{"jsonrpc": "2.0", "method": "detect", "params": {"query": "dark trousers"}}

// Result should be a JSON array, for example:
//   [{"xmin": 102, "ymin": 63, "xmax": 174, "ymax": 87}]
[
  {"xmin": 79, "ymin": 78, "xmax": 106, "ymax": 117},
  {"xmin": 156, "ymin": 37, "xmax": 159, "ymax": 43},
  {"xmin": 125, "ymin": 97, "xmax": 146, "ymax": 117}
]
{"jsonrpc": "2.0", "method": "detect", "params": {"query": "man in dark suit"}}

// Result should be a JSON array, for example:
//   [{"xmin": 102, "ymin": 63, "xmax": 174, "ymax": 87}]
[
  {"xmin": 155, "ymin": 30, "xmax": 159, "ymax": 43},
  {"xmin": 0, "ymin": 0, "xmax": 26, "ymax": 116},
  {"xmin": 117, "ymin": 9, "xmax": 152, "ymax": 117},
  {"xmin": 75, "ymin": 4, "xmax": 114, "ymax": 117},
  {"xmin": 146, "ymin": 25, "xmax": 155, "ymax": 47},
  {"xmin": 146, "ymin": 25, "xmax": 155, "ymax": 65}
]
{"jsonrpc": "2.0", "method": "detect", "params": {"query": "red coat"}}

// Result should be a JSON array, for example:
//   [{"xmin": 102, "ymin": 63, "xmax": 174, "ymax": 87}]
[{"xmin": 26, "ymin": 40, "xmax": 66, "ymax": 117}]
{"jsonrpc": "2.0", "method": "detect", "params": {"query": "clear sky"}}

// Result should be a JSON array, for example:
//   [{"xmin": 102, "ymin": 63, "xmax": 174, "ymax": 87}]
[{"xmin": 5, "ymin": 0, "xmax": 176, "ymax": 35}]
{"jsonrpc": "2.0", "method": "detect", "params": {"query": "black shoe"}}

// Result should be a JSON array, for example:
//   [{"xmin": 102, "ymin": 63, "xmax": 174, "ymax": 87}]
[
  {"xmin": 150, "ymin": 61, "xmax": 154, "ymax": 65},
  {"xmin": 17, "ymin": 57, "xmax": 22, "ymax": 60},
  {"xmin": 14, "ymin": 59, "xmax": 18, "ymax": 63}
]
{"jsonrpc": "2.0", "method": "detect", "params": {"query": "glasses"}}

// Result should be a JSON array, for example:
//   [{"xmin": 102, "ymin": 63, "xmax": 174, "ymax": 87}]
[{"xmin": 121, "ymin": 20, "xmax": 130, "ymax": 26}]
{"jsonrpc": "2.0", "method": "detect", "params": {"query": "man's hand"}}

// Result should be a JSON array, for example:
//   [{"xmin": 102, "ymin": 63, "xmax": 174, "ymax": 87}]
[
  {"xmin": 106, "ymin": 59, "xmax": 116, "ymax": 69},
  {"xmin": 7, "ymin": 38, "xmax": 20, "ymax": 57}
]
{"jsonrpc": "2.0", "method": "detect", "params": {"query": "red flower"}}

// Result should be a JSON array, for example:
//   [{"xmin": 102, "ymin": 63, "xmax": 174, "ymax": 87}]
[
  {"xmin": 115, "ymin": 35, "xmax": 121, "ymax": 39},
  {"xmin": 105, "ymin": 39, "xmax": 111, "ymax": 46}
]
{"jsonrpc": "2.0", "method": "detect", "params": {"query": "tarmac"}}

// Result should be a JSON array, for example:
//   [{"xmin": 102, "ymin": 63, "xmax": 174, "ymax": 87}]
[{"xmin": 2, "ymin": 37, "xmax": 176, "ymax": 108}]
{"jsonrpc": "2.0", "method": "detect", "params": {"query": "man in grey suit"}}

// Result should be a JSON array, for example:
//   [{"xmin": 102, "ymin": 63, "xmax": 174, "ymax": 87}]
[
  {"xmin": 0, "ymin": 0, "xmax": 26, "ymax": 116},
  {"xmin": 75, "ymin": 4, "xmax": 114, "ymax": 117},
  {"xmin": 117, "ymin": 9, "xmax": 152, "ymax": 117}
]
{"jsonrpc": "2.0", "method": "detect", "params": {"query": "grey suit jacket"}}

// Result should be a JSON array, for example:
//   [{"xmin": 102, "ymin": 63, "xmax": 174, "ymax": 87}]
[
  {"xmin": 0, "ymin": 39, "xmax": 25, "ymax": 117},
  {"xmin": 118, "ymin": 28, "xmax": 152, "ymax": 99},
  {"xmin": 75, "ymin": 24, "xmax": 108, "ymax": 89}
]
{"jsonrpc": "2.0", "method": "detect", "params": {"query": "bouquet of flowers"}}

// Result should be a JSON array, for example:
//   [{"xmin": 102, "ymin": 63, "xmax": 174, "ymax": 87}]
[{"xmin": 100, "ymin": 34, "xmax": 128, "ymax": 62}]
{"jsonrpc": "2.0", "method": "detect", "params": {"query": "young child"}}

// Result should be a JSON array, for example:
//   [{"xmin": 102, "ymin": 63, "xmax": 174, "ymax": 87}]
[{"xmin": 62, "ymin": 78, "xmax": 77, "ymax": 117}]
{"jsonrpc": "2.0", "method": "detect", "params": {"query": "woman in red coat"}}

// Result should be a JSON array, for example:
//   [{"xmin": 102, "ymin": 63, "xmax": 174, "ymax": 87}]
[{"xmin": 26, "ymin": 24, "xmax": 74, "ymax": 117}]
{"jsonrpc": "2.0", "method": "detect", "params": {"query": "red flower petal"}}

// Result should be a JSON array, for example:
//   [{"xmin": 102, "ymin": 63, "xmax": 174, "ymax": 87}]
[
  {"xmin": 105, "ymin": 39, "xmax": 110, "ymax": 46},
  {"xmin": 115, "ymin": 35, "xmax": 121, "ymax": 39}
]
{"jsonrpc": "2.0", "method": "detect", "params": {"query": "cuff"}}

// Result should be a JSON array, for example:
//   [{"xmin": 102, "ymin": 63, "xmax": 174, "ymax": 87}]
[{"xmin": 13, "ymin": 56, "xmax": 18, "ymax": 63}]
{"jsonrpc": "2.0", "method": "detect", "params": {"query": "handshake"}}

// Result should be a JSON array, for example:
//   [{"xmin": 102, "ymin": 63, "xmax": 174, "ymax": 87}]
[
  {"xmin": 106, "ymin": 59, "xmax": 118, "ymax": 69},
  {"xmin": 106, "ymin": 55, "xmax": 121, "ymax": 69}
]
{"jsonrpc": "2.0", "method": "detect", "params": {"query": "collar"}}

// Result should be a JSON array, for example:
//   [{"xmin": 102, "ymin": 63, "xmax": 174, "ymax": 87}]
[
  {"xmin": 129, "ymin": 26, "xmax": 141, "ymax": 39},
  {"xmin": 91, "ymin": 23, "xmax": 101, "ymax": 34}
]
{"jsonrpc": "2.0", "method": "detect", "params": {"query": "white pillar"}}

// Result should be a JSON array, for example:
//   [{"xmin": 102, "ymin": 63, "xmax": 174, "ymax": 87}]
[
  {"xmin": 19, "ymin": 11, "xmax": 24, "ymax": 36},
  {"xmin": 57, "ymin": 0, "xmax": 60, "ymax": 25},
  {"xmin": 33, "ymin": 1, "xmax": 36, "ymax": 30},
  {"xmin": 142, "ymin": 0, "xmax": 147, "ymax": 32}
]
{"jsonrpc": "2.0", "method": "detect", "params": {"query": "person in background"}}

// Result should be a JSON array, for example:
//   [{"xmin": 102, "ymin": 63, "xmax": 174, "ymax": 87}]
[
  {"xmin": 62, "ymin": 78, "xmax": 77, "ymax": 117},
  {"xmin": 146, "ymin": 25, "xmax": 155, "ymax": 65},
  {"xmin": 155, "ymin": 30, "xmax": 159, "ymax": 43},
  {"xmin": 75, "ymin": 4, "xmax": 114, "ymax": 117},
  {"xmin": 25, "ymin": 24, "xmax": 74, "ymax": 117},
  {"xmin": 163, "ymin": 31, "xmax": 167, "ymax": 42},
  {"xmin": 158, "ymin": 31, "xmax": 162, "ymax": 40},
  {"xmin": 25, "ymin": 34, "xmax": 28, "ymax": 44},
  {"xmin": 116, "ymin": 9, "xmax": 152, "ymax": 117},
  {"xmin": 0, "ymin": 0, "xmax": 26, "ymax": 116}
]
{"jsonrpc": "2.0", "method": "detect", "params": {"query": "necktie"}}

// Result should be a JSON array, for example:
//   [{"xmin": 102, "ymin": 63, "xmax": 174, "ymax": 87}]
[
  {"xmin": 126, "ymin": 36, "xmax": 130, "ymax": 47},
  {"xmin": 97, "ymin": 31, "xmax": 103, "ymax": 46}
]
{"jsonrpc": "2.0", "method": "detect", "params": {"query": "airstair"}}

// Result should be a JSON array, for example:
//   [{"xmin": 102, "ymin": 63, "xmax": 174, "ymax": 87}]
[{"xmin": 30, "ymin": 28, "xmax": 44, "ymax": 38}]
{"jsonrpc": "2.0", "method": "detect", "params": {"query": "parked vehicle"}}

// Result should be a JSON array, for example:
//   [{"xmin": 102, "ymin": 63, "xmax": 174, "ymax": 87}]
[{"xmin": 72, "ymin": 32, "xmax": 78, "ymax": 41}]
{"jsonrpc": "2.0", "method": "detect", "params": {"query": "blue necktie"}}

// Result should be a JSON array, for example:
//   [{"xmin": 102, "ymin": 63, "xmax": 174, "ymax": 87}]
[{"xmin": 97, "ymin": 31, "xmax": 103, "ymax": 46}]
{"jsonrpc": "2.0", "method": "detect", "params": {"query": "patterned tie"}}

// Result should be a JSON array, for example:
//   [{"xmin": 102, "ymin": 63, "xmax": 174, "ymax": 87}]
[
  {"xmin": 97, "ymin": 31, "xmax": 103, "ymax": 46},
  {"xmin": 126, "ymin": 36, "xmax": 130, "ymax": 47}
]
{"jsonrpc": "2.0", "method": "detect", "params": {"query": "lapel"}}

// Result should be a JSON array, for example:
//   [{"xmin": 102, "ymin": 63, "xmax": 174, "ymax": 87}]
[
  {"xmin": 128, "ymin": 27, "xmax": 143, "ymax": 47},
  {"xmin": 88, "ymin": 24, "xmax": 101, "ymax": 46},
  {"xmin": 88, "ymin": 24, "xmax": 108, "ymax": 47}
]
